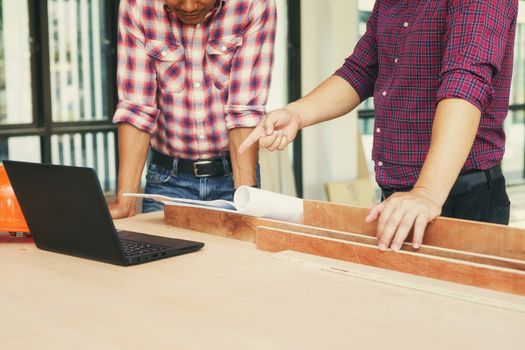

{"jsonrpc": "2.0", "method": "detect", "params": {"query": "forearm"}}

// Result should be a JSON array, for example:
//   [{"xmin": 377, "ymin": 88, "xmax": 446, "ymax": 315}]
[
  {"xmin": 228, "ymin": 127, "xmax": 258, "ymax": 188},
  {"xmin": 116, "ymin": 123, "xmax": 151, "ymax": 199},
  {"xmin": 414, "ymin": 98, "xmax": 481, "ymax": 205},
  {"xmin": 286, "ymin": 75, "xmax": 361, "ymax": 128}
]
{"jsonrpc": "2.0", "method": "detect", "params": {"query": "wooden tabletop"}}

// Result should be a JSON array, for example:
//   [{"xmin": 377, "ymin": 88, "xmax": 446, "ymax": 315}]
[{"xmin": 1, "ymin": 212, "xmax": 524, "ymax": 349}]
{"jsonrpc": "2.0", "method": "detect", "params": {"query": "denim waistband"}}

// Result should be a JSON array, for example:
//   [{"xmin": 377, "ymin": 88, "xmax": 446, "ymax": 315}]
[{"xmin": 150, "ymin": 149, "xmax": 231, "ymax": 177}]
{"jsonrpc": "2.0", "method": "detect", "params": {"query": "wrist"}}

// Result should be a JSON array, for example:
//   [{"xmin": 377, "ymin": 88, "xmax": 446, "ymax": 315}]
[
  {"xmin": 235, "ymin": 184, "xmax": 259, "ymax": 190},
  {"xmin": 412, "ymin": 185, "xmax": 446, "ymax": 207},
  {"xmin": 284, "ymin": 103, "xmax": 305, "ymax": 129},
  {"xmin": 116, "ymin": 193, "xmax": 135, "ymax": 207}
]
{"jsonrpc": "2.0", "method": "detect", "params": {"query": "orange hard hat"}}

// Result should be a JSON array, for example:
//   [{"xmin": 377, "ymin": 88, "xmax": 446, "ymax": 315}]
[{"xmin": 0, "ymin": 163, "xmax": 29, "ymax": 233}]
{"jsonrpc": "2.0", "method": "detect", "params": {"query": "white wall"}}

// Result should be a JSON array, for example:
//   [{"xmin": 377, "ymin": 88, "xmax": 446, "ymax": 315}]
[
  {"xmin": 260, "ymin": 0, "xmax": 298, "ymax": 196},
  {"xmin": 300, "ymin": 0, "xmax": 359, "ymax": 200},
  {"xmin": 266, "ymin": 0, "xmax": 288, "ymax": 111}
]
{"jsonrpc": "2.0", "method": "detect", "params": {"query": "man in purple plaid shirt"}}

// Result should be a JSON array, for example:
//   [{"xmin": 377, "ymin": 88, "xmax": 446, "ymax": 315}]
[
  {"xmin": 241, "ymin": 0, "xmax": 519, "ymax": 250},
  {"xmin": 109, "ymin": 0, "xmax": 276, "ymax": 218}
]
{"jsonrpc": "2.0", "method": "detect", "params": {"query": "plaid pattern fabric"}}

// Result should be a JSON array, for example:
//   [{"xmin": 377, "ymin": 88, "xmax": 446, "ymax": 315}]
[
  {"xmin": 113, "ymin": 0, "xmax": 276, "ymax": 160},
  {"xmin": 335, "ymin": 0, "xmax": 518, "ymax": 188}
]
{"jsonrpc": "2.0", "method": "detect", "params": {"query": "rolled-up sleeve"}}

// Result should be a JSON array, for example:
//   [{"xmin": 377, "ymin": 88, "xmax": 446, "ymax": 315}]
[
  {"xmin": 436, "ymin": 0, "xmax": 517, "ymax": 112},
  {"xmin": 112, "ymin": 0, "xmax": 160, "ymax": 134},
  {"xmin": 224, "ymin": 0, "xmax": 276, "ymax": 129},
  {"xmin": 333, "ymin": 0, "xmax": 379, "ymax": 102}
]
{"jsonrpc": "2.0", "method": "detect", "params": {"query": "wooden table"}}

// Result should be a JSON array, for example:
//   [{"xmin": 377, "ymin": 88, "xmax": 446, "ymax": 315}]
[{"xmin": 1, "ymin": 212, "xmax": 524, "ymax": 349}]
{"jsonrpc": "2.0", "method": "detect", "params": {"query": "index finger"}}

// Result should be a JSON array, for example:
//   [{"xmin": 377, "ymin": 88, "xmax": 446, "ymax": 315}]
[{"xmin": 238, "ymin": 125, "xmax": 267, "ymax": 154}]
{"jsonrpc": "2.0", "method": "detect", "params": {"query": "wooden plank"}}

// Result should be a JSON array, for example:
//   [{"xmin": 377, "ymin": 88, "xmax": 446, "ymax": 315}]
[
  {"xmin": 165, "ymin": 201, "xmax": 525, "ymax": 261},
  {"xmin": 276, "ymin": 224, "xmax": 525, "ymax": 271},
  {"xmin": 255, "ymin": 226, "xmax": 525, "ymax": 297},
  {"xmin": 164, "ymin": 206, "xmax": 266, "ymax": 242},
  {"xmin": 274, "ymin": 251, "xmax": 525, "ymax": 313},
  {"xmin": 164, "ymin": 205, "xmax": 525, "ymax": 271},
  {"xmin": 163, "ymin": 205, "xmax": 309, "ymax": 242},
  {"xmin": 303, "ymin": 200, "xmax": 525, "ymax": 261}
]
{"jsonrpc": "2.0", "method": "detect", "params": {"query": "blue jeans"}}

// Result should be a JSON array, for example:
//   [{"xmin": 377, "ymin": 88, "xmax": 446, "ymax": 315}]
[{"xmin": 142, "ymin": 163, "xmax": 260, "ymax": 213}]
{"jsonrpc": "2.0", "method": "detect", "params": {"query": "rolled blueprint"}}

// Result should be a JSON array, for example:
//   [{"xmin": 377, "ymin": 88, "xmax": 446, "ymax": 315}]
[
  {"xmin": 233, "ymin": 186, "xmax": 303, "ymax": 223},
  {"xmin": 124, "ymin": 186, "xmax": 304, "ymax": 223}
]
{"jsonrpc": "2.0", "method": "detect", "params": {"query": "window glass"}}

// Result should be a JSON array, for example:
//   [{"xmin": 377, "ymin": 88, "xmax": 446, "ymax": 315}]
[
  {"xmin": 357, "ymin": 1, "xmax": 376, "ymax": 181},
  {"xmin": 0, "ymin": 136, "xmax": 41, "ymax": 162},
  {"xmin": 0, "ymin": 0, "xmax": 33, "ymax": 125},
  {"xmin": 357, "ymin": 0, "xmax": 374, "ymax": 112},
  {"xmin": 48, "ymin": 0, "xmax": 109, "ymax": 122},
  {"xmin": 51, "ymin": 131, "xmax": 116, "ymax": 193},
  {"xmin": 510, "ymin": 22, "xmax": 525, "ymax": 107},
  {"xmin": 503, "ymin": 5, "xmax": 525, "ymax": 183}
]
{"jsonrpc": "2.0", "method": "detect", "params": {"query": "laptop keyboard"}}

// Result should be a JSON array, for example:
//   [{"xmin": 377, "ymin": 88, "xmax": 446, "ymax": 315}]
[{"xmin": 120, "ymin": 239, "xmax": 170, "ymax": 256}]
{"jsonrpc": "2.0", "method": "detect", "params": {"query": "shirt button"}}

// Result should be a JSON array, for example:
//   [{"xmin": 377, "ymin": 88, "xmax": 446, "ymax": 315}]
[
  {"xmin": 194, "ymin": 82, "xmax": 202, "ymax": 88},
  {"xmin": 199, "ymin": 134, "xmax": 205, "ymax": 140},
  {"xmin": 161, "ymin": 50, "xmax": 167, "ymax": 57},
  {"xmin": 403, "ymin": 22, "xmax": 409, "ymax": 28},
  {"xmin": 221, "ymin": 45, "xmax": 227, "ymax": 52},
  {"xmin": 378, "ymin": 161, "xmax": 384, "ymax": 167},
  {"xmin": 382, "ymin": 91, "xmax": 387, "ymax": 97},
  {"xmin": 394, "ymin": 58, "xmax": 398, "ymax": 64},
  {"xmin": 376, "ymin": 128, "xmax": 381, "ymax": 133}
]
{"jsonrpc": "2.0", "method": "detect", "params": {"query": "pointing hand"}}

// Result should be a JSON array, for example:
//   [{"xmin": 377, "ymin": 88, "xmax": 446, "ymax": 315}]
[{"xmin": 238, "ymin": 108, "xmax": 302, "ymax": 153}]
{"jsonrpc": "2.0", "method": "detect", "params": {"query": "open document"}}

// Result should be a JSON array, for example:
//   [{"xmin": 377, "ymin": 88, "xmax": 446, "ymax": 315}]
[{"xmin": 124, "ymin": 186, "xmax": 303, "ymax": 223}]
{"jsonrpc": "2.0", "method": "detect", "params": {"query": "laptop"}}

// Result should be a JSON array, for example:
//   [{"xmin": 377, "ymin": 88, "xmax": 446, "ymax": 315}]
[{"xmin": 2, "ymin": 160, "xmax": 204, "ymax": 266}]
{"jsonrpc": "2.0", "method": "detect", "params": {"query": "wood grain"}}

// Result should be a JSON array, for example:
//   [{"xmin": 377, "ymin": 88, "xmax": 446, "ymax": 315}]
[
  {"xmin": 3, "ymin": 212, "xmax": 525, "ymax": 349},
  {"xmin": 164, "ymin": 206, "xmax": 265, "ymax": 242},
  {"xmin": 303, "ymin": 200, "xmax": 525, "ymax": 260},
  {"xmin": 256, "ymin": 226, "xmax": 525, "ymax": 297},
  {"xmin": 164, "ymin": 205, "xmax": 525, "ymax": 271}
]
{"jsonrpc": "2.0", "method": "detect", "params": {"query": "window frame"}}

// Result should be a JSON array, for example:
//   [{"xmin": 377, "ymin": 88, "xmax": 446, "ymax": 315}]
[{"xmin": 0, "ymin": 0, "xmax": 119, "ymax": 165}]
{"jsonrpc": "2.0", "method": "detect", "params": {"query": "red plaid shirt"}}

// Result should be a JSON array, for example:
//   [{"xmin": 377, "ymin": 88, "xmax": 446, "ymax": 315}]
[
  {"xmin": 335, "ymin": 0, "xmax": 518, "ymax": 188},
  {"xmin": 113, "ymin": 0, "xmax": 276, "ymax": 159}
]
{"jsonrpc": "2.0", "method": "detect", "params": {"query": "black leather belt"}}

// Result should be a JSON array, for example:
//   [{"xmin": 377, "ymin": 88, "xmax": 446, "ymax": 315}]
[
  {"xmin": 381, "ymin": 165, "xmax": 503, "ymax": 199},
  {"xmin": 455, "ymin": 165, "xmax": 502, "ymax": 188},
  {"xmin": 151, "ymin": 149, "xmax": 231, "ymax": 177}
]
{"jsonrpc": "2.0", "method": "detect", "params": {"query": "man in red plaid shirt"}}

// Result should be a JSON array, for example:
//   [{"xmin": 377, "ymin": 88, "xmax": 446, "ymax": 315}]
[
  {"xmin": 241, "ymin": 0, "xmax": 518, "ymax": 250},
  {"xmin": 109, "ymin": 0, "xmax": 276, "ymax": 218}
]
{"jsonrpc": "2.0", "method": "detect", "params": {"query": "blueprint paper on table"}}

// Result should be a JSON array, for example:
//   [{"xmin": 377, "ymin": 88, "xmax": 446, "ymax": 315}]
[{"xmin": 124, "ymin": 186, "xmax": 304, "ymax": 223}]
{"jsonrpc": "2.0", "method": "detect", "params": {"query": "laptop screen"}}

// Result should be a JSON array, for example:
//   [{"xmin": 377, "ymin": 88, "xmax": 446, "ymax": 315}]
[{"xmin": 3, "ymin": 161, "xmax": 125, "ymax": 264}]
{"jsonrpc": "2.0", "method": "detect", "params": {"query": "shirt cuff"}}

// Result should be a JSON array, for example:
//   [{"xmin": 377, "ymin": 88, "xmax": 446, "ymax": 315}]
[
  {"xmin": 112, "ymin": 100, "xmax": 160, "ymax": 134},
  {"xmin": 334, "ymin": 66, "xmax": 374, "ymax": 102},
  {"xmin": 224, "ymin": 105, "xmax": 265, "ymax": 129},
  {"xmin": 436, "ymin": 70, "xmax": 493, "ymax": 112}
]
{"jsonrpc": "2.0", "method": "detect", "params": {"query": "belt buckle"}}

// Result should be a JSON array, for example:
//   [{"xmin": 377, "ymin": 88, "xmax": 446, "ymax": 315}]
[{"xmin": 193, "ymin": 160, "xmax": 213, "ymax": 177}]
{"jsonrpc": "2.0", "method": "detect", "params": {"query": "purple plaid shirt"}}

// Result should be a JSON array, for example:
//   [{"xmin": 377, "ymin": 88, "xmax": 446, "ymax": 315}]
[
  {"xmin": 113, "ymin": 0, "xmax": 276, "ymax": 160},
  {"xmin": 335, "ymin": 0, "xmax": 518, "ymax": 188}
]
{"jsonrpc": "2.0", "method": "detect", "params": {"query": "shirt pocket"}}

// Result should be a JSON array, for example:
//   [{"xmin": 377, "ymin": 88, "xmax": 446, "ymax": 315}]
[
  {"xmin": 145, "ymin": 39, "xmax": 185, "ymax": 93},
  {"xmin": 205, "ymin": 34, "xmax": 243, "ymax": 90}
]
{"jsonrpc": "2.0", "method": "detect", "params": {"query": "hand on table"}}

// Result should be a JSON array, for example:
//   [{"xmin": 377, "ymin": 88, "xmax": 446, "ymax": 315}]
[
  {"xmin": 365, "ymin": 188, "xmax": 442, "ymax": 251},
  {"xmin": 108, "ymin": 196, "xmax": 137, "ymax": 219}
]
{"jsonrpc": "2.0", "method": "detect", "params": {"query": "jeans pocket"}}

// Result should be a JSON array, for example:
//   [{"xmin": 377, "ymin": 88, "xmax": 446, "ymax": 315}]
[
  {"xmin": 491, "ymin": 176, "xmax": 511, "ymax": 207},
  {"xmin": 145, "ymin": 164, "xmax": 172, "ymax": 184}
]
